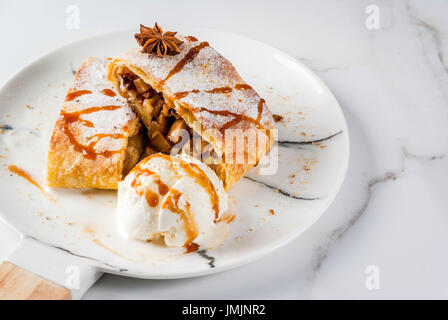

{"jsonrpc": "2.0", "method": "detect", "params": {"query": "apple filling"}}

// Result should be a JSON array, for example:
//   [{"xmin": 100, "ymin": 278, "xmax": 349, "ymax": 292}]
[
  {"xmin": 123, "ymin": 132, "xmax": 144, "ymax": 175},
  {"xmin": 118, "ymin": 71, "xmax": 216, "ymax": 164}
]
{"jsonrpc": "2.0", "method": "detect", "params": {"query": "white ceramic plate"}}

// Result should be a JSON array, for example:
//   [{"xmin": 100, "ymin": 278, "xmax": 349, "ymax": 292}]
[{"xmin": 0, "ymin": 27, "xmax": 349, "ymax": 281}]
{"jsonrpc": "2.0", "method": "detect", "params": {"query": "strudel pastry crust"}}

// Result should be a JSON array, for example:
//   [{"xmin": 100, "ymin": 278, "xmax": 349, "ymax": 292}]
[
  {"xmin": 47, "ymin": 57, "xmax": 143, "ymax": 189},
  {"xmin": 107, "ymin": 36, "xmax": 275, "ymax": 190}
]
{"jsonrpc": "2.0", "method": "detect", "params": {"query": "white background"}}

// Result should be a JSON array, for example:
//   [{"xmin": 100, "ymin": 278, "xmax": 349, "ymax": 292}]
[{"xmin": 1, "ymin": 0, "xmax": 448, "ymax": 299}]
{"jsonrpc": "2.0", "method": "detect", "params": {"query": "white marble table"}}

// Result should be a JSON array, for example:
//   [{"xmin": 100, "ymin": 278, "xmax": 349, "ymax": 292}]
[{"xmin": 0, "ymin": 0, "xmax": 447, "ymax": 299}]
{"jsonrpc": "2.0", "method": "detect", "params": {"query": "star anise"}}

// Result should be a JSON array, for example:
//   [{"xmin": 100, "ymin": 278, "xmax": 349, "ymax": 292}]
[{"xmin": 135, "ymin": 23, "xmax": 184, "ymax": 57}]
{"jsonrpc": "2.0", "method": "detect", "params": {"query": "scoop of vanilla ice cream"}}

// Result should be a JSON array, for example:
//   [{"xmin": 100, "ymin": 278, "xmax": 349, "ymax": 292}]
[{"xmin": 117, "ymin": 153, "xmax": 230, "ymax": 250}]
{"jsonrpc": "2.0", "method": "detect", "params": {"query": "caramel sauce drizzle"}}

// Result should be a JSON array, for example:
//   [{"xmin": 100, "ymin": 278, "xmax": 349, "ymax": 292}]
[
  {"xmin": 234, "ymin": 83, "xmax": 252, "ymax": 90},
  {"xmin": 130, "ymin": 167, "xmax": 154, "ymax": 188},
  {"xmin": 138, "ymin": 36, "xmax": 266, "ymax": 141},
  {"xmin": 185, "ymin": 36, "xmax": 198, "ymax": 42},
  {"xmin": 101, "ymin": 88, "xmax": 116, "ymax": 97},
  {"xmin": 180, "ymin": 162, "xmax": 220, "ymax": 220},
  {"xmin": 194, "ymin": 105, "xmax": 265, "ymax": 132},
  {"xmin": 129, "ymin": 158, "xmax": 201, "ymax": 248},
  {"xmin": 173, "ymin": 90, "xmax": 199, "ymax": 99},
  {"xmin": 171, "ymin": 83, "xmax": 265, "ymax": 135},
  {"xmin": 184, "ymin": 242, "xmax": 199, "ymax": 253},
  {"xmin": 65, "ymin": 90, "xmax": 92, "ymax": 101},
  {"xmin": 129, "ymin": 163, "xmax": 170, "ymax": 207},
  {"xmin": 173, "ymin": 84, "xmax": 251, "ymax": 100},
  {"xmin": 60, "ymin": 105, "xmax": 124, "ymax": 160},
  {"xmin": 129, "ymin": 167, "xmax": 159, "ymax": 208},
  {"xmin": 216, "ymin": 213, "xmax": 236, "ymax": 224},
  {"xmin": 155, "ymin": 177, "xmax": 170, "ymax": 196},
  {"xmin": 206, "ymin": 87, "xmax": 232, "ymax": 94},
  {"xmin": 162, "ymin": 188, "xmax": 198, "ymax": 246},
  {"xmin": 150, "ymin": 154, "xmax": 220, "ymax": 220},
  {"xmin": 256, "ymin": 98, "xmax": 265, "ymax": 122},
  {"xmin": 193, "ymin": 98, "xmax": 271, "ymax": 159},
  {"xmin": 8, "ymin": 165, "xmax": 55, "ymax": 201},
  {"xmin": 145, "ymin": 190, "xmax": 159, "ymax": 207},
  {"xmin": 161, "ymin": 41, "xmax": 209, "ymax": 86},
  {"xmin": 78, "ymin": 119, "xmax": 94, "ymax": 128},
  {"xmin": 87, "ymin": 133, "xmax": 125, "ymax": 141}
]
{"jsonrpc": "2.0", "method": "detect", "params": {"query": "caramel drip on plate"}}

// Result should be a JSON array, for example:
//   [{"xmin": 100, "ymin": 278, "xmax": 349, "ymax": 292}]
[
  {"xmin": 9, "ymin": 165, "xmax": 42, "ymax": 191},
  {"xmin": 162, "ymin": 42, "xmax": 209, "ymax": 85},
  {"xmin": 8, "ymin": 165, "xmax": 55, "ymax": 201},
  {"xmin": 65, "ymin": 90, "xmax": 92, "ymax": 101},
  {"xmin": 101, "ymin": 88, "xmax": 116, "ymax": 97},
  {"xmin": 162, "ymin": 188, "xmax": 198, "ymax": 246},
  {"xmin": 60, "ymin": 105, "xmax": 124, "ymax": 160}
]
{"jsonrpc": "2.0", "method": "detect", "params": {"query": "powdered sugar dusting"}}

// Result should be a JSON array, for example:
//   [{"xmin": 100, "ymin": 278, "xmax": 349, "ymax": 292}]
[
  {"xmin": 62, "ymin": 57, "xmax": 138, "ymax": 152},
  {"xmin": 119, "ymin": 39, "xmax": 200, "ymax": 83},
  {"xmin": 116, "ymin": 37, "xmax": 274, "ymax": 134},
  {"xmin": 165, "ymin": 46, "xmax": 234, "ymax": 93}
]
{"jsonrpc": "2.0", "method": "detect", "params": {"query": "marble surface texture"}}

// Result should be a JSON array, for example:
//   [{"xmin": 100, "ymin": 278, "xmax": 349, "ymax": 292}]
[{"xmin": 0, "ymin": 0, "xmax": 447, "ymax": 299}]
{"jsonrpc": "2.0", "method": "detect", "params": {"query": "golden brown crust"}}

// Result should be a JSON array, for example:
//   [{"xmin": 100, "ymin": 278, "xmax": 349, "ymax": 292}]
[
  {"xmin": 47, "ymin": 57, "xmax": 141, "ymax": 189},
  {"xmin": 107, "ymin": 37, "xmax": 275, "ymax": 190}
]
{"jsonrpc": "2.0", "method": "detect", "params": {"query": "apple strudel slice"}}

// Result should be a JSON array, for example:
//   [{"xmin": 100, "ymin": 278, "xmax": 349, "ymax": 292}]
[
  {"xmin": 107, "ymin": 26, "xmax": 275, "ymax": 190},
  {"xmin": 47, "ymin": 57, "xmax": 143, "ymax": 189}
]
